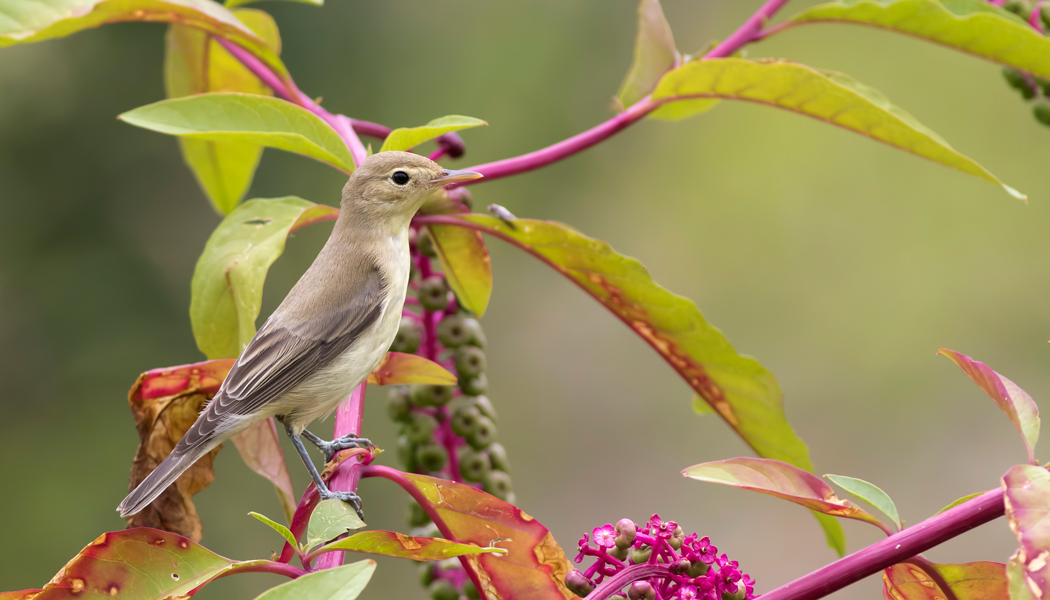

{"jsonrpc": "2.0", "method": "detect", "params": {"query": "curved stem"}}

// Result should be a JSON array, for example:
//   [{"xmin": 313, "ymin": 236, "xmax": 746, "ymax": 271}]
[
  {"xmin": 584, "ymin": 564, "xmax": 668, "ymax": 600},
  {"xmin": 704, "ymin": 0, "xmax": 795, "ymax": 58}
]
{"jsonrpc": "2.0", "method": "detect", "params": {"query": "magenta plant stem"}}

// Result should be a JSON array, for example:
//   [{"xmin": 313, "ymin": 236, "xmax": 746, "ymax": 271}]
[
  {"xmin": 704, "ymin": 0, "xmax": 795, "ymax": 58},
  {"xmin": 759, "ymin": 488, "xmax": 1004, "ymax": 600},
  {"xmin": 586, "ymin": 564, "xmax": 670, "ymax": 600}
]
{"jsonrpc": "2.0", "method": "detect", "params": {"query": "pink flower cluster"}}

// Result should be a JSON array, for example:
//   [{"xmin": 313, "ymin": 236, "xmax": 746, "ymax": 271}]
[{"xmin": 567, "ymin": 515, "xmax": 756, "ymax": 600}]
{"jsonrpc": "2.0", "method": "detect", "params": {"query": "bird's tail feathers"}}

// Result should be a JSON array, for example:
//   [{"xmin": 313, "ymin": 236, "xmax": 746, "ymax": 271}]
[{"xmin": 117, "ymin": 439, "xmax": 214, "ymax": 518}]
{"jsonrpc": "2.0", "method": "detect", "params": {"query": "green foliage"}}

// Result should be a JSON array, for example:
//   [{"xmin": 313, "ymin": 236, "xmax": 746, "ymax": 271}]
[
  {"xmin": 651, "ymin": 58, "xmax": 1024, "ymax": 199},
  {"xmin": 190, "ymin": 196, "xmax": 337, "ymax": 359},
  {"xmin": 310, "ymin": 530, "xmax": 506, "ymax": 562},
  {"xmin": 427, "ymin": 225, "xmax": 492, "ymax": 316},
  {"xmin": 378, "ymin": 116, "xmax": 487, "ymax": 153},
  {"xmin": 253, "ymin": 561, "xmax": 375, "ymax": 600},
  {"xmin": 307, "ymin": 500, "xmax": 368, "ymax": 549},
  {"xmin": 616, "ymin": 0, "xmax": 678, "ymax": 109},
  {"xmin": 250, "ymin": 511, "xmax": 300, "ymax": 549},
  {"xmin": 119, "ymin": 93, "xmax": 356, "ymax": 173},
  {"xmin": 825, "ymin": 474, "xmax": 901, "ymax": 530}
]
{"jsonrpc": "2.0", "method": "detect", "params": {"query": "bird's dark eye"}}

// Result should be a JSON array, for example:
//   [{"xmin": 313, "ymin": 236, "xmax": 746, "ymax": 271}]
[{"xmin": 391, "ymin": 171, "xmax": 410, "ymax": 185}]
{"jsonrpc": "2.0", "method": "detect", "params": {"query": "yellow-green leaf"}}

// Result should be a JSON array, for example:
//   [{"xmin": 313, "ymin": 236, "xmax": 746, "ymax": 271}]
[
  {"xmin": 379, "ymin": 116, "xmax": 487, "ymax": 153},
  {"xmin": 616, "ymin": 0, "xmax": 677, "ymax": 109},
  {"xmin": 227, "ymin": 0, "xmax": 320, "ymax": 8},
  {"xmin": 651, "ymin": 58, "xmax": 1024, "ymax": 199},
  {"xmin": 310, "ymin": 530, "xmax": 505, "ymax": 563},
  {"xmin": 119, "ymin": 93, "xmax": 355, "ymax": 173},
  {"xmin": 428, "ymin": 224, "xmax": 492, "ymax": 316},
  {"xmin": 788, "ymin": 0, "xmax": 1050, "ymax": 79}
]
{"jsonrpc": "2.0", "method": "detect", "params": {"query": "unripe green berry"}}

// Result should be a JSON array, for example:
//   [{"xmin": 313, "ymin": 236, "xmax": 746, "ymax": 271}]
[
  {"xmin": 1004, "ymin": 0, "xmax": 1030, "ymax": 17},
  {"xmin": 397, "ymin": 435, "xmax": 418, "ymax": 471},
  {"xmin": 687, "ymin": 561, "xmax": 711, "ymax": 578},
  {"xmin": 387, "ymin": 387, "xmax": 412, "ymax": 422},
  {"xmin": 450, "ymin": 404, "xmax": 482, "ymax": 437},
  {"xmin": 1041, "ymin": 4, "xmax": 1050, "ymax": 28},
  {"xmin": 628, "ymin": 581, "xmax": 655, "ymax": 600},
  {"xmin": 455, "ymin": 346, "xmax": 487, "ymax": 378},
  {"xmin": 721, "ymin": 589, "xmax": 746, "ymax": 600},
  {"xmin": 467, "ymin": 415, "xmax": 496, "ymax": 449},
  {"xmin": 462, "ymin": 318, "xmax": 486, "ymax": 348},
  {"xmin": 390, "ymin": 319, "xmax": 422, "ymax": 354},
  {"xmin": 419, "ymin": 276, "xmax": 450, "ymax": 312},
  {"xmin": 459, "ymin": 372, "xmax": 488, "ymax": 396},
  {"xmin": 669, "ymin": 525, "xmax": 685, "ymax": 550},
  {"xmin": 437, "ymin": 314, "xmax": 474, "ymax": 348},
  {"xmin": 416, "ymin": 443, "xmax": 449, "ymax": 472},
  {"xmin": 410, "ymin": 384, "xmax": 454, "ymax": 407},
  {"xmin": 565, "ymin": 569, "xmax": 595, "ymax": 598},
  {"xmin": 1034, "ymin": 102, "xmax": 1050, "ymax": 126},
  {"xmin": 471, "ymin": 395, "xmax": 498, "ymax": 421},
  {"xmin": 429, "ymin": 580, "xmax": 459, "ymax": 600},
  {"xmin": 408, "ymin": 502, "xmax": 432, "ymax": 527},
  {"xmin": 458, "ymin": 447, "xmax": 490, "ymax": 482},
  {"xmin": 463, "ymin": 580, "xmax": 481, "ymax": 600},
  {"xmin": 483, "ymin": 470, "xmax": 513, "ymax": 500},
  {"xmin": 416, "ymin": 228, "xmax": 438, "ymax": 258},
  {"xmin": 608, "ymin": 545, "xmax": 629, "ymax": 560},
  {"xmin": 1003, "ymin": 68, "xmax": 1037, "ymax": 99},
  {"xmin": 670, "ymin": 558, "xmax": 690, "ymax": 575},
  {"xmin": 418, "ymin": 563, "xmax": 438, "ymax": 587},
  {"xmin": 614, "ymin": 519, "xmax": 637, "ymax": 549},
  {"xmin": 404, "ymin": 413, "xmax": 438, "ymax": 444},
  {"xmin": 630, "ymin": 546, "xmax": 652, "ymax": 564},
  {"xmin": 487, "ymin": 443, "xmax": 510, "ymax": 471}
]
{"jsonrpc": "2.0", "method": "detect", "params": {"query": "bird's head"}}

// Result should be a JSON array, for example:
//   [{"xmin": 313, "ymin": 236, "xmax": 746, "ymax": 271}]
[{"xmin": 341, "ymin": 151, "xmax": 481, "ymax": 225}]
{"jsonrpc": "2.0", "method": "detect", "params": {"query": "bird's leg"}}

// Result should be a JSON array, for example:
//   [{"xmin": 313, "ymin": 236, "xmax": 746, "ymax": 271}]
[
  {"xmin": 299, "ymin": 428, "xmax": 375, "ymax": 464},
  {"xmin": 282, "ymin": 421, "xmax": 365, "ymax": 520}
]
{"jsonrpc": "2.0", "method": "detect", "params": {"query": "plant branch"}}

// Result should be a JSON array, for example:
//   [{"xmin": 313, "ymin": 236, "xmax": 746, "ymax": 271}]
[
  {"xmin": 759, "ymin": 488, "xmax": 1005, "ymax": 600},
  {"xmin": 583, "ymin": 564, "xmax": 669, "ymax": 600},
  {"xmin": 704, "ymin": 0, "xmax": 795, "ymax": 58}
]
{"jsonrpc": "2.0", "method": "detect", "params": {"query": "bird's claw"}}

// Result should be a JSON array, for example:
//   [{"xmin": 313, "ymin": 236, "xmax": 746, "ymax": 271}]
[
  {"xmin": 321, "ymin": 434, "xmax": 374, "ymax": 463},
  {"xmin": 318, "ymin": 489, "xmax": 365, "ymax": 521}
]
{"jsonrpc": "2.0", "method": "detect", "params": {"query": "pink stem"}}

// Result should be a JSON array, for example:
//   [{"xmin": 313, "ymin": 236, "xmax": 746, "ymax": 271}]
[
  {"xmin": 428, "ymin": 147, "xmax": 449, "ymax": 162},
  {"xmin": 704, "ymin": 0, "xmax": 795, "ymax": 58},
  {"xmin": 585, "ymin": 564, "xmax": 669, "ymax": 600},
  {"xmin": 312, "ymin": 382, "xmax": 369, "ymax": 571},
  {"xmin": 350, "ymin": 119, "xmax": 392, "ymax": 140},
  {"xmin": 1031, "ymin": 0, "xmax": 1045, "ymax": 31}
]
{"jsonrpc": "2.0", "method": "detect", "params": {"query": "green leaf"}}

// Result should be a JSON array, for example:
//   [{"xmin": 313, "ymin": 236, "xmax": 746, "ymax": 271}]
[
  {"xmin": 938, "ymin": 490, "xmax": 986, "ymax": 514},
  {"xmin": 788, "ymin": 0, "xmax": 1050, "ymax": 80},
  {"xmin": 307, "ymin": 500, "xmax": 367, "ymax": 549},
  {"xmin": 884, "ymin": 561, "xmax": 1009, "ymax": 600},
  {"xmin": 164, "ymin": 9, "xmax": 281, "ymax": 215},
  {"xmin": 616, "ymin": 0, "xmax": 678, "ymax": 109},
  {"xmin": 227, "ymin": 0, "xmax": 321, "ymax": 8},
  {"xmin": 0, "ymin": 0, "xmax": 287, "ymax": 79},
  {"xmin": 251, "ymin": 511, "xmax": 300, "ymax": 550},
  {"xmin": 366, "ymin": 352, "xmax": 458, "ymax": 386},
  {"xmin": 119, "ymin": 93, "xmax": 355, "ymax": 173},
  {"xmin": 416, "ymin": 214, "xmax": 845, "ymax": 555},
  {"xmin": 691, "ymin": 394, "xmax": 716, "ymax": 415},
  {"xmin": 379, "ymin": 116, "xmax": 487, "ymax": 153},
  {"xmin": 428, "ymin": 224, "xmax": 492, "ymax": 317},
  {"xmin": 253, "ymin": 560, "xmax": 375, "ymax": 600},
  {"xmin": 651, "ymin": 58, "xmax": 1024, "ymax": 199},
  {"xmin": 190, "ymin": 196, "xmax": 338, "ymax": 359},
  {"xmin": 310, "ymin": 530, "xmax": 506, "ymax": 563},
  {"xmin": 825, "ymin": 473, "xmax": 901, "ymax": 530}
]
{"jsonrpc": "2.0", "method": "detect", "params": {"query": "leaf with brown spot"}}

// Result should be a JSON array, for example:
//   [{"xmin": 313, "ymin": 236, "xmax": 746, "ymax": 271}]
[
  {"xmin": 366, "ymin": 352, "xmax": 457, "ymax": 386},
  {"xmin": 367, "ymin": 467, "xmax": 575, "ymax": 600},
  {"xmin": 882, "ymin": 561, "xmax": 1008, "ymax": 600},
  {"xmin": 308, "ymin": 530, "xmax": 506, "ymax": 563},
  {"xmin": 126, "ymin": 361, "xmax": 233, "ymax": 540}
]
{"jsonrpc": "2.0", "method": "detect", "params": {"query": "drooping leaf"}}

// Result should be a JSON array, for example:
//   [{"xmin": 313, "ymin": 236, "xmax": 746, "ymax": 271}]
[
  {"xmin": 616, "ymin": 0, "xmax": 678, "ymax": 109},
  {"xmin": 685, "ymin": 458, "xmax": 889, "ymax": 533},
  {"xmin": 650, "ymin": 58, "xmax": 1024, "ymax": 199},
  {"xmin": 366, "ymin": 352, "xmax": 457, "ymax": 386},
  {"xmin": 788, "ymin": 0, "xmax": 1050, "ymax": 79},
  {"xmin": 939, "ymin": 349, "xmax": 1040, "ymax": 465},
  {"xmin": 825, "ymin": 473, "xmax": 901, "ymax": 530},
  {"xmin": 310, "ymin": 530, "xmax": 506, "ymax": 562},
  {"xmin": 190, "ymin": 196, "xmax": 338, "ymax": 359},
  {"xmin": 938, "ymin": 491, "xmax": 988, "ymax": 514},
  {"xmin": 250, "ymin": 511, "xmax": 300, "ymax": 550},
  {"xmin": 227, "ymin": 0, "xmax": 321, "ymax": 8},
  {"xmin": 232, "ymin": 418, "xmax": 297, "ymax": 523},
  {"xmin": 379, "ymin": 116, "xmax": 487, "ymax": 153},
  {"xmin": 164, "ymin": 9, "xmax": 281, "ymax": 214},
  {"xmin": 368, "ymin": 468, "xmax": 575, "ymax": 600},
  {"xmin": 253, "ymin": 560, "xmax": 375, "ymax": 600},
  {"xmin": 0, "ymin": 0, "xmax": 287, "ymax": 79},
  {"xmin": 882, "ymin": 561, "xmax": 1009, "ymax": 600},
  {"xmin": 306, "ymin": 500, "xmax": 367, "ymax": 549},
  {"xmin": 125, "ymin": 360, "xmax": 233, "ymax": 540},
  {"xmin": 1002, "ymin": 464, "xmax": 1050, "ymax": 599},
  {"xmin": 428, "ymin": 224, "xmax": 493, "ymax": 316},
  {"xmin": 119, "ymin": 94, "xmax": 355, "ymax": 173}
]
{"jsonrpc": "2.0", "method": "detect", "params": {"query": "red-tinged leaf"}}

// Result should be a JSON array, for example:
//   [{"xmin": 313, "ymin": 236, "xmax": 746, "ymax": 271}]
[
  {"xmin": 366, "ymin": 352, "xmax": 457, "ymax": 386},
  {"xmin": 231, "ymin": 418, "xmax": 297, "ymax": 523},
  {"xmin": 1003, "ymin": 464, "xmax": 1050, "ymax": 599},
  {"xmin": 882, "ymin": 561, "xmax": 1008, "ymax": 600},
  {"xmin": 428, "ymin": 224, "xmax": 493, "ymax": 317},
  {"xmin": 940, "ymin": 349, "xmax": 1040, "ymax": 464},
  {"xmin": 684, "ymin": 458, "xmax": 890, "ymax": 533},
  {"xmin": 126, "ymin": 361, "xmax": 233, "ymax": 539},
  {"xmin": 366, "ymin": 466, "xmax": 575, "ymax": 600},
  {"xmin": 0, "ymin": 591, "xmax": 41, "ymax": 600},
  {"xmin": 309, "ymin": 530, "xmax": 506, "ymax": 563}
]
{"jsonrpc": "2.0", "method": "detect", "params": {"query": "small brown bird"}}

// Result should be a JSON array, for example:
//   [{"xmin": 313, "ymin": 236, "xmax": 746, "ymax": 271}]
[{"xmin": 118, "ymin": 151, "xmax": 481, "ymax": 519}]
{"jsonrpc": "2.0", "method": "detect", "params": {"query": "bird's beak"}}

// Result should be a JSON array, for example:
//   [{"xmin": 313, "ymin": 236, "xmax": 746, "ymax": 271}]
[{"xmin": 431, "ymin": 169, "xmax": 483, "ymax": 186}]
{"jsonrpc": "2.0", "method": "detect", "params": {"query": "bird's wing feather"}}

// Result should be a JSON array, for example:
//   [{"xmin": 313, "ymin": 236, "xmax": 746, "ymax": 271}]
[{"xmin": 177, "ymin": 262, "xmax": 387, "ymax": 449}]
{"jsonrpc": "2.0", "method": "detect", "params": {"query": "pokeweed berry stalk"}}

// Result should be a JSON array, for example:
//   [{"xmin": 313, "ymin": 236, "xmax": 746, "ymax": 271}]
[
  {"xmin": 568, "ymin": 515, "xmax": 755, "ymax": 600},
  {"xmin": 384, "ymin": 200, "xmax": 513, "ymax": 600}
]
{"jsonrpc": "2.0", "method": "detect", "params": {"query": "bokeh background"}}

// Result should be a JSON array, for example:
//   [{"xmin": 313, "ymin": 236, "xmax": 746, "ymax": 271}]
[{"xmin": 2, "ymin": 1, "xmax": 1049, "ymax": 598}]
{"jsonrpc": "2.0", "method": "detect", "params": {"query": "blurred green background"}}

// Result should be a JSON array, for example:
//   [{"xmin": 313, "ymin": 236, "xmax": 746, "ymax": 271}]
[{"xmin": 1, "ymin": 1, "xmax": 1048, "ymax": 598}]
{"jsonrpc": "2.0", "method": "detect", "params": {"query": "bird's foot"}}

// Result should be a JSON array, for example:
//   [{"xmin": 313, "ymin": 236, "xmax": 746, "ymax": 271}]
[
  {"xmin": 318, "ymin": 488, "xmax": 365, "ymax": 521},
  {"xmin": 320, "ymin": 434, "xmax": 375, "ymax": 464}
]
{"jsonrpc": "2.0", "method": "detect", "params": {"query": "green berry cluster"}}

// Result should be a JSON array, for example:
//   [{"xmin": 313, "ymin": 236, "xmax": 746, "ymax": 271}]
[
  {"xmin": 386, "ymin": 226, "xmax": 513, "ymax": 600},
  {"xmin": 1000, "ymin": 2, "xmax": 1050, "ymax": 126}
]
